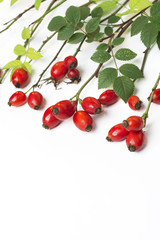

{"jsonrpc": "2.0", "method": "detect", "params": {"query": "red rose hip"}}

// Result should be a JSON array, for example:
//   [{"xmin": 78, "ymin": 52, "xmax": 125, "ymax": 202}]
[
  {"xmin": 64, "ymin": 56, "xmax": 78, "ymax": 69},
  {"xmin": 81, "ymin": 97, "xmax": 101, "ymax": 114},
  {"xmin": 128, "ymin": 95, "xmax": 142, "ymax": 110},
  {"xmin": 8, "ymin": 91, "xmax": 27, "ymax": 107},
  {"xmin": 122, "ymin": 116, "xmax": 144, "ymax": 131},
  {"xmin": 73, "ymin": 110, "xmax": 93, "ymax": 132},
  {"xmin": 42, "ymin": 105, "xmax": 62, "ymax": 129},
  {"xmin": 11, "ymin": 68, "xmax": 29, "ymax": 88},
  {"xmin": 51, "ymin": 61, "xmax": 68, "ymax": 81},
  {"xmin": 106, "ymin": 123, "xmax": 129, "ymax": 142},
  {"xmin": 149, "ymin": 88, "xmax": 160, "ymax": 104},
  {"xmin": 52, "ymin": 100, "xmax": 77, "ymax": 120},
  {"xmin": 126, "ymin": 130, "xmax": 145, "ymax": 152},
  {"xmin": 67, "ymin": 68, "xmax": 81, "ymax": 83},
  {"xmin": 99, "ymin": 90, "xmax": 118, "ymax": 106},
  {"xmin": 28, "ymin": 91, "xmax": 43, "ymax": 110}
]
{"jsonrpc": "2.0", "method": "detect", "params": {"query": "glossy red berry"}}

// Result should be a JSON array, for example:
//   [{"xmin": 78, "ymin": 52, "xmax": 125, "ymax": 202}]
[
  {"xmin": 67, "ymin": 68, "xmax": 81, "ymax": 83},
  {"xmin": 8, "ymin": 91, "xmax": 27, "ymax": 107},
  {"xmin": 99, "ymin": 89, "xmax": 118, "ymax": 106},
  {"xmin": 64, "ymin": 56, "xmax": 78, "ymax": 69},
  {"xmin": 106, "ymin": 123, "xmax": 129, "ymax": 142},
  {"xmin": 149, "ymin": 88, "xmax": 160, "ymax": 104},
  {"xmin": 128, "ymin": 95, "xmax": 142, "ymax": 110},
  {"xmin": 51, "ymin": 61, "xmax": 68, "ymax": 81},
  {"xmin": 73, "ymin": 110, "xmax": 93, "ymax": 132},
  {"xmin": 42, "ymin": 105, "xmax": 62, "ymax": 129},
  {"xmin": 28, "ymin": 91, "xmax": 43, "ymax": 110},
  {"xmin": 11, "ymin": 68, "xmax": 29, "ymax": 88},
  {"xmin": 52, "ymin": 100, "xmax": 77, "ymax": 120},
  {"xmin": 122, "ymin": 116, "xmax": 144, "ymax": 131},
  {"xmin": 126, "ymin": 130, "xmax": 145, "ymax": 152},
  {"xmin": 81, "ymin": 97, "xmax": 101, "ymax": 114}
]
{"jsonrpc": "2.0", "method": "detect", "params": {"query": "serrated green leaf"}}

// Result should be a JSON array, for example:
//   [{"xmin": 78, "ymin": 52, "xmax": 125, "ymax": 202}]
[
  {"xmin": 150, "ymin": 2, "xmax": 160, "ymax": 17},
  {"xmin": 108, "ymin": 15, "xmax": 120, "ymax": 23},
  {"xmin": 3, "ymin": 60, "xmax": 22, "ymax": 69},
  {"xmin": 22, "ymin": 62, "xmax": 32, "ymax": 73},
  {"xmin": 115, "ymin": 48, "xmax": 137, "ymax": 61},
  {"xmin": 91, "ymin": 7, "xmax": 103, "ymax": 18},
  {"xmin": 95, "ymin": 1, "xmax": 116, "ymax": 14},
  {"xmin": 98, "ymin": 68, "xmax": 118, "ymax": 89},
  {"xmin": 141, "ymin": 23, "xmax": 158, "ymax": 48},
  {"xmin": 91, "ymin": 50, "xmax": 111, "ymax": 63},
  {"xmin": 27, "ymin": 48, "xmax": 42, "ymax": 60},
  {"xmin": 113, "ymin": 76, "xmax": 134, "ymax": 103},
  {"xmin": 21, "ymin": 27, "xmax": 30, "ymax": 40},
  {"xmin": 79, "ymin": 6, "xmax": 90, "ymax": 20},
  {"xmin": 66, "ymin": 6, "xmax": 80, "ymax": 24},
  {"xmin": 10, "ymin": 0, "xmax": 18, "ymax": 6},
  {"xmin": 117, "ymin": 9, "xmax": 137, "ymax": 17},
  {"xmin": 35, "ymin": 0, "xmax": 41, "ymax": 10},
  {"xmin": 58, "ymin": 24, "xmax": 75, "ymax": 40},
  {"xmin": 85, "ymin": 17, "xmax": 100, "ymax": 33},
  {"xmin": 48, "ymin": 16, "xmax": 66, "ymax": 32},
  {"xmin": 131, "ymin": 16, "xmax": 148, "ymax": 36},
  {"xmin": 112, "ymin": 37, "xmax": 124, "ymax": 46},
  {"xmin": 104, "ymin": 26, "xmax": 113, "ymax": 36},
  {"xmin": 129, "ymin": 0, "xmax": 152, "ymax": 11},
  {"xmin": 96, "ymin": 43, "xmax": 109, "ymax": 51},
  {"xmin": 119, "ymin": 64, "xmax": 143, "ymax": 79},
  {"xmin": 14, "ymin": 44, "xmax": 26, "ymax": 56},
  {"xmin": 68, "ymin": 32, "xmax": 85, "ymax": 44}
]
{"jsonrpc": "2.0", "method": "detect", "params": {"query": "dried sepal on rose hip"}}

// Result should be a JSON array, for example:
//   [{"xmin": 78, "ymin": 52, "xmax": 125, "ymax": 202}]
[
  {"xmin": 106, "ymin": 123, "xmax": 129, "ymax": 142},
  {"xmin": 148, "ymin": 88, "xmax": 160, "ymax": 104},
  {"xmin": 52, "ymin": 100, "xmax": 77, "ymax": 120},
  {"xmin": 67, "ymin": 68, "xmax": 81, "ymax": 83},
  {"xmin": 28, "ymin": 91, "xmax": 43, "ymax": 110},
  {"xmin": 128, "ymin": 95, "xmax": 142, "ymax": 110},
  {"xmin": 64, "ymin": 56, "xmax": 78, "ymax": 69},
  {"xmin": 126, "ymin": 130, "xmax": 145, "ymax": 152},
  {"xmin": 42, "ymin": 105, "xmax": 62, "ymax": 129},
  {"xmin": 99, "ymin": 89, "xmax": 118, "ymax": 106},
  {"xmin": 81, "ymin": 97, "xmax": 102, "ymax": 114},
  {"xmin": 8, "ymin": 91, "xmax": 27, "ymax": 107},
  {"xmin": 11, "ymin": 68, "xmax": 29, "ymax": 88},
  {"xmin": 73, "ymin": 110, "xmax": 94, "ymax": 132},
  {"xmin": 122, "ymin": 116, "xmax": 144, "ymax": 131}
]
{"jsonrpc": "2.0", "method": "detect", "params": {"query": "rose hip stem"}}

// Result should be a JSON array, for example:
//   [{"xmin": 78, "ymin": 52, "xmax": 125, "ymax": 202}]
[{"xmin": 142, "ymin": 73, "xmax": 160, "ymax": 127}]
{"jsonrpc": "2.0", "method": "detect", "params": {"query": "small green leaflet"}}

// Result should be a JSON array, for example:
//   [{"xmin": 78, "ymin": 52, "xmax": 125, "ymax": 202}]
[
  {"xmin": 91, "ymin": 7, "xmax": 103, "ymax": 18},
  {"xmin": 35, "ymin": 0, "xmax": 42, "ymax": 10},
  {"xmin": 115, "ymin": 48, "xmax": 137, "ymax": 61},
  {"xmin": 129, "ymin": 0, "xmax": 152, "ymax": 11},
  {"xmin": 140, "ymin": 23, "xmax": 158, "ymax": 48},
  {"xmin": 98, "ymin": 68, "xmax": 118, "ymax": 89},
  {"xmin": 91, "ymin": 50, "xmax": 111, "ymax": 63},
  {"xmin": 3, "ymin": 60, "xmax": 22, "ymax": 69},
  {"xmin": 68, "ymin": 33, "xmax": 85, "ymax": 44},
  {"xmin": 10, "ymin": 0, "xmax": 18, "ymax": 6},
  {"xmin": 27, "ymin": 48, "xmax": 42, "ymax": 60},
  {"xmin": 131, "ymin": 16, "xmax": 148, "ymax": 36},
  {"xmin": 104, "ymin": 26, "xmax": 113, "ymax": 36},
  {"xmin": 22, "ymin": 27, "xmax": 30, "ymax": 40},
  {"xmin": 48, "ymin": 16, "xmax": 66, "ymax": 32},
  {"xmin": 65, "ymin": 6, "xmax": 80, "ymax": 25},
  {"xmin": 113, "ymin": 76, "xmax": 134, "ymax": 103},
  {"xmin": 14, "ymin": 44, "xmax": 26, "ymax": 56},
  {"xmin": 58, "ymin": 24, "xmax": 75, "ymax": 40},
  {"xmin": 85, "ymin": 17, "xmax": 100, "ymax": 34},
  {"xmin": 96, "ymin": 43, "xmax": 109, "ymax": 51},
  {"xmin": 108, "ymin": 16, "xmax": 120, "ymax": 23},
  {"xmin": 150, "ymin": 2, "xmax": 160, "ymax": 17},
  {"xmin": 119, "ymin": 64, "xmax": 144, "ymax": 79},
  {"xmin": 95, "ymin": 1, "xmax": 117, "ymax": 14},
  {"xmin": 22, "ymin": 62, "xmax": 32, "ymax": 73},
  {"xmin": 112, "ymin": 37, "xmax": 124, "ymax": 46},
  {"xmin": 79, "ymin": 6, "xmax": 90, "ymax": 20}
]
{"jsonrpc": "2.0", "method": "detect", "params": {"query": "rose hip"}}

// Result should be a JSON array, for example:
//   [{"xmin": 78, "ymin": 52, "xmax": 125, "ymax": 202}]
[
  {"xmin": 81, "ymin": 97, "xmax": 101, "ymax": 114},
  {"xmin": 99, "ymin": 90, "xmax": 118, "ymax": 106},
  {"xmin": 50, "ymin": 61, "xmax": 68, "ymax": 81},
  {"xmin": 28, "ymin": 91, "xmax": 43, "ymax": 110},
  {"xmin": 106, "ymin": 123, "xmax": 129, "ymax": 142},
  {"xmin": 73, "ymin": 110, "xmax": 93, "ymax": 132},
  {"xmin": 122, "ymin": 116, "xmax": 144, "ymax": 131},
  {"xmin": 128, "ymin": 95, "xmax": 142, "ymax": 110},
  {"xmin": 8, "ymin": 91, "xmax": 27, "ymax": 107},
  {"xmin": 11, "ymin": 68, "xmax": 29, "ymax": 88},
  {"xmin": 64, "ymin": 56, "xmax": 78, "ymax": 69},
  {"xmin": 52, "ymin": 100, "xmax": 77, "ymax": 120},
  {"xmin": 67, "ymin": 68, "xmax": 81, "ymax": 83},
  {"xmin": 148, "ymin": 88, "xmax": 160, "ymax": 104},
  {"xmin": 126, "ymin": 130, "xmax": 145, "ymax": 152},
  {"xmin": 42, "ymin": 105, "xmax": 62, "ymax": 129}
]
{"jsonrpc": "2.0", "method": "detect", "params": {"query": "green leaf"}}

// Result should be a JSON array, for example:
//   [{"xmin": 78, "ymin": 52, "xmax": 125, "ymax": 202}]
[
  {"xmin": 68, "ymin": 32, "xmax": 85, "ymax": 44},
  {"xmin": 96, "ymin": 43, "xmax": 109, "ymax": 51},
  {"xmin": 22, "ymin": 62, "xmax": 32, "ymax": 73},
  {"xmin": 141, "ymin": 23, "xmax": 158, "ymax": 48},
  {"xmin": 48, "ymin": 16, "xmax": 66, "ymax": 32},
  {"xmin": 0, "ymin": 0, "xmax": 4, "ymax": 3},
  {"xmin": 35, "ymin": 0, "xmax": 41, "ymax": 10},
  {"xmin": 95, "ymin": 1, "xmax": 116, "ymax": 14},
  {"xmin": 58, "ymin": 24, "xmax": 75, "ymax": 40},
  {"xmin": 91, "ymin": 7, "xmax": 103, "ymax": 18},
  {"xmin": 21, "ymin": 27, "xmax": 30, "ymax": 40},
  {"xmin": 118, "ymin": 9, "xmax": 137, "ymax": 17},
  {"xmin": 108, "ymin": 15, "xmax": 120, "ymax": 23},
  {"xmin": 112, "ymin": 37, "xmax": 124, "ymax": 46},
  {"xmin": 85, "ymin": 17, "xmax": 100, "ymax": 33},
  {"xmin": 157, "ymin": 32, "xmax": 160, "ymax": 50},
  {"xmin": 150, "ymin": 2, "xmax": 160, "ymax": 17},
  {"xmin": 98, "ymin": 68, "xmax": 118, "ymax": 89},
  {"xmin": 115, "ymin": 48, "xmax": 137, "ymax": 61},
  {"xmin": 26, "ymin": 48, "xmax": 42, "ymax": 60},
  {"xmin": 129, "ymin": 0, "xmax": 152, "ymax": 11},
  {"xmin": 119, "ymin": 64, "xmax": 144, "ymax": 79},
  {"xmin": 3, "ymin": 60, "xmax": 22, "ymax": 69},
  {"xmin": 14, "ymin": 44, "xmax": 26, "ymax": 56},
  {"xmin": 94, "ymin": 32, "xmax": 104, "ymax": 40},
  {"xmin": 79, "ymin": 6, "xmax": 90, "ymax": 20},
  {"xmin": 10, "ymin": 0, "xmax": 18, "ymax": 6},
  {"xmin": 66, "ymin": 6, "xmax": 80, "ymax": 24},
  {"xmin": 104, "ymin": 26, "xmax": 113, "ymax": 36},
  {"xmin": 131, "ymin": 16, "xmax": 148, "ymax": 36},
  {"xmin": 91, "ymin": 50, "xmax": 111, "ymax": 63},
  {"xmin": 113, "ymin": 76, "xmax": 134, "ymax": 103}
]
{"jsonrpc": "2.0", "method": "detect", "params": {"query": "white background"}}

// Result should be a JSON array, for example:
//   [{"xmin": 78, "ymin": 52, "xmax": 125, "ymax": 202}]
[{"xmin": 0, "ymin": 0, "xmax": 160, "ymax": 239}]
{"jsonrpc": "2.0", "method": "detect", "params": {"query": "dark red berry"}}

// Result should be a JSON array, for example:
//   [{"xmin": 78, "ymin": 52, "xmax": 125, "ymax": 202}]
[
  {"xmin": 64, "ymin": 56, "xmax": 78, "ymax": 69},
  {"xmin": 28, "ymin": 91, "xmax": 43, "ymax": 110},
  {"xmin": 122, "ymin": 116, "xmax": 144, "ymax": 131},
  {"xmin": 106, "ymin": 123, "xmax": 129, "ymax": 142},
  {"xmin": 52, "ymin": 100, "xmax": 77, "ymax": 120},
  {"xmin": 81, "ymin": 97, "xmax": 101, "ymax": 114},
  {"xmin": 128, "ymin": 95, "xmax": 142, "ymax": 110},
  {"xmin": 149, "ymin": 88, "xmax": 160, "ymax": 104},
  {"xmin": 99, "ymin": 89, "xmax": 118, "ymax": 106},
  {"xmin": 126, "ymin": 130, "xmax": 145, "ymax": 152},
  {"xmin": 8, "ymin": 91, "xmax": 27, "ymax": 107},
  {"xmin": 73, "ymin": 110, "xmax": 93, "ymax": 132},
  {"xmin": 67, "ymin": 68, "xmax": 81, "ymax": 83},
  {"xmin": 50, "ymin": 61, "xmax": 68, "ymax": 81},
  {"xmin": 11, "ymin": 68, "xmax": 29, "ymax": 88},
  {"xmin": 42, "ymin": 105, "xmax": 62, "ymax": 129}
]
